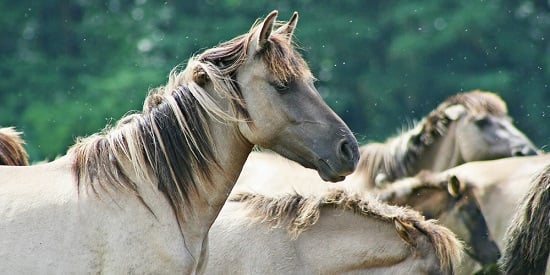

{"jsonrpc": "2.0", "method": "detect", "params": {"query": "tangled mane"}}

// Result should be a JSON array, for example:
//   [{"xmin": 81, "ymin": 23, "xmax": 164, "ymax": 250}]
[
  {"xmin": 357, "ymin": 90, "xmax": 509, "ymax": 188},
  {"xmin": 0, "ymin": 127, "xmax": 29, "ymax": 166},
  {"xmin": 231, "ymin": 189, "xmax": 462, "ymax": 273},
  {"xmin": 500, "ymin": 164, "xmax": 550, "ymax": 275},
  {"xmin": 69, "ymin": 15, "xmax": 310, "ymax": 227}
]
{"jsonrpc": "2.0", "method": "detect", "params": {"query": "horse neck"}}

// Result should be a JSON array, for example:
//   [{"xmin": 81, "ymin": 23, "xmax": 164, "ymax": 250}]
[{"xmin": 297, "ymin": 207, "xmax": 429, "ymax": 273}]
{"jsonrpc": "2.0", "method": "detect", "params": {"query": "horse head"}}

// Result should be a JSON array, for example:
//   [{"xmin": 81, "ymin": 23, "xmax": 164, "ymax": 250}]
[
  {"xmin": 413, "ymin": 90, "xmax": 539, "ymax": 172},
  {"xmin": 379, "ymin": 172, "xmax": 501, "ymax": 267},
  {"xmin": 229, "ymin": 11, "xmax": 360, "ymax": 181}
]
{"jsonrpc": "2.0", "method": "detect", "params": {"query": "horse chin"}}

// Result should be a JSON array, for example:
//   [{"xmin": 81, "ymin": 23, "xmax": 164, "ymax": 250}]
[
  {"xmin": 270, "ymin": 146, "xmax": 347, "ymax": 182},
  {"xmin": 316, "ymin": 159, "xmax": 347, "ymax": 182}
]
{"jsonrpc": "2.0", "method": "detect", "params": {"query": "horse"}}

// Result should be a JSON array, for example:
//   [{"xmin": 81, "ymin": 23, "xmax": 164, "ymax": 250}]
[
  {"xmin": 0, "ymin": 11, "xmax": 360, "ymax": 274},
  {"xmin": 206, "ymin": 189, "xmax": 463, "ymax": 274},
  {"xmin": 375, "ymin": 172, "xmax": 501, "ymax": 270},
  {"xmin": 360, "ymin": 90, "xmax": 539, "ymax": 188},
  {"xmin": 423, "ymin": 154, "xmax": 550, "ymax": 274},
  {"xmin": 0, "ymin": 127, "xmax": 29, "ymax": 166},
  {"xmin": 499, "ymin": 164, "xmax": 550, "ymax": 275}
]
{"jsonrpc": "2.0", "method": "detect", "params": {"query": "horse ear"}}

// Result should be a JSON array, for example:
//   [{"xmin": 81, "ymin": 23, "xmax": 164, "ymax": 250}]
[
  {"xmin": 447, "ymin": 175, "xmax": 463, "ymax": 197},
  {"xmin": 443, "ymin": 105, "xmax": 466, "ymax": 120},
  {"xmin": 254, "ymin": 10, "xmax": 278, "ymax": 51},
  {"xmin": 275, "ymin": 11, "xmax": 299, "ymax": 42},
  {"xmin": 393, "ymin": 218, "xmax": 417, "ymax": 246}
]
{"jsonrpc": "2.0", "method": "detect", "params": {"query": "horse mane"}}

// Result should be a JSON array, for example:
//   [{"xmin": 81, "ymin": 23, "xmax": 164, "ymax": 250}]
[
  {"xmin": 357, "ymin": 90, "xmax": 509, "ymax": 187},
  {"xmin": 0, "ymin": 127, "xmax": 29, "ymax": 166},
  {"xmin": 499, "ymin": 164, "xmax": 550, "ymax": 275},
  {"xmin": 230, "ymin": 189, "xmax": 462, "ymax": 273},
  {"xmin": 69, "ymin": 17, "xmax": 310, "ymax": 225}
]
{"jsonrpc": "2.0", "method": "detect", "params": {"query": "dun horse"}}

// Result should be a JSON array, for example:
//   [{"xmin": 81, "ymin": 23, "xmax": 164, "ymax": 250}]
[
  {"xmin": 0, "ymin": 127, "xmax": 29, "ymax": 166},
  {"xmin": 0, "ymin": 11, "xmax": 359, "ymax": 274},
  {"xmin": 500, "ymin": 163, "xmax": 550, "ymax": 275},
  {"xmin": 361, "ymin": 90, "xmax": 538, "ymax": 188},
  {"xmin": 206, "ymin": 189, "xmax": 463, "ymax": 274}
]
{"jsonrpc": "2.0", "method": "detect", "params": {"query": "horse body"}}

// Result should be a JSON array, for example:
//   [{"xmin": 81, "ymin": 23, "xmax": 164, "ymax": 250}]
[
  {"xmin": 0, "ymin": 11, "xmax": 359, "ymax": 274},
  {"xmin": 0, "ymin": 156, "xmax": 188, "ymax": 273},
  {"xmin": 206, "ymin": 190, "xmax": 462, "ymax": 274}
]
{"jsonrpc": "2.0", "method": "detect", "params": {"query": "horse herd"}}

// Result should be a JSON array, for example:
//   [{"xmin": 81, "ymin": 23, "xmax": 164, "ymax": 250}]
[{"xmin": 0, "ymin": 10, "xmax": 548, "ymax": 274}]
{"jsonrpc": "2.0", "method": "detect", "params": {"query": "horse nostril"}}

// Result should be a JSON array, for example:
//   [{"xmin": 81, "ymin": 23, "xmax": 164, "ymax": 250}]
[
  {"xmin": 513, "ymin": 146, "xmax": 539, "ymax": 156},
  {"xmin": 338, "ymin": 139, "xmax": 356, "ymax": 165}
]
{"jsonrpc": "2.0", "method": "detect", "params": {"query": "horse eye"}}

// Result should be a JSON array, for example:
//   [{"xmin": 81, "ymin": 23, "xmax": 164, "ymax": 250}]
[
  {"xmin": 270, "ymin": 81, "xmax": 290, "ymax": 93},
  {"xmin": 474, "ymin": 117, "xmax": 490, "ymax": 127}
]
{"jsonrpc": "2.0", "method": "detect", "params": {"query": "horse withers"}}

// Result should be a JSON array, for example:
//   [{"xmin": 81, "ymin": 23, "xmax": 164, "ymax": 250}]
[{"xmin": 0, "ymin": 11, "xmax": 359, "ymax": 274}]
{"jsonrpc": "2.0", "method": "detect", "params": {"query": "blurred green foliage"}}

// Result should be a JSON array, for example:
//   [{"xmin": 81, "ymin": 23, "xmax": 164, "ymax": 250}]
[{"xmin": 0, "ymin": 0, "xmax": 548, "ymax": 161}]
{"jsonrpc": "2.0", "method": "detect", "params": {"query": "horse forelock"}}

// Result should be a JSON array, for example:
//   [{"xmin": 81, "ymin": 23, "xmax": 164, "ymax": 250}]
[
  {"xmin": 0, "ymin": 127, "xmax": 29, "ymax": 166},
  {"xmin": 421, "ymin": 90, "xmax": 508, "ymax": 144}
]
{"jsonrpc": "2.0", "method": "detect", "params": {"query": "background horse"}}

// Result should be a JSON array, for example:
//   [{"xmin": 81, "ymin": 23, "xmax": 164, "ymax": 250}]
[
  {"xmin": 0, "ymin": 11, "xmax": 359, "ymax": 274},
  {"xmin": 360, "ymin": 90, "xmax": 539, "ymax": 188},
  {"xmin": 206, "ymin": 189, "xmax": 463, "ymax": 274},
  {"xmin": 375, "ymin": 172, "xmax": 501, "ymax": 271},
  {"xmin": 0, "ymin": 127, "xmax": 29, "ymax": 166},
  {"xmin": 500, "ymin": 163, "xmax": 550, "ymax": 275},
  {"xmin": 427, "ymin": 154, "xmax": 550, "ymax": 274}
]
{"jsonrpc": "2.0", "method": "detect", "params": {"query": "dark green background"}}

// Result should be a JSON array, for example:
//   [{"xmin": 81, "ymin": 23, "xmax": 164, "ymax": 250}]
[{"xmin": 1, "ymin": 0, "xmax": 548, "ymax": 161}]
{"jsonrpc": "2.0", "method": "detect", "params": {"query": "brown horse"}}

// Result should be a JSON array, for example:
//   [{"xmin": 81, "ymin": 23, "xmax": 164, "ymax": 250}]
[
  {"xmin": 0, "ymin": 127, "xmax": 29, "ymax": 166},
  {"xmin": 0, "ymin": 11, "xmax": 359, "ymax": 274},
  {"xmin": 375, "ymin": 172, "xmax": 501, "ymax": 269},
  {"xmin": 499, "ymin": 164, "xmax": 550, "ymax": 275},
  {"xmin": 360, "ymin": 90, "xmax": 539, "ymax": 188},
  {"xmin": 206, "ymin": 189, "xmax": 463, "ymax": 274}
]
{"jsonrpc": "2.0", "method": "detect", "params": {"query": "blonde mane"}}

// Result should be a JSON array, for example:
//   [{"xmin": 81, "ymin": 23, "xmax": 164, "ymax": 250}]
[
  {"xmin": 357, "ymin": 90, "xmax": 509, "ymax": 187},
  {"xmin": 69, "ymin": 16, "xmax": 310, "ymax": 226},
  {"xmin": 231, "ymin": 189, "xmax": 462, "ymax": 273},
  {"xmin": 0, "ymin": 127, "xmax": 29, "ymax": 166}
]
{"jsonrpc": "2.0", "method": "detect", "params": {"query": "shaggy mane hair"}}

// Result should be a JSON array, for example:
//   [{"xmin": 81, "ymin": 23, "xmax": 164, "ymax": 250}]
[
  {"xmin": 500, "ymin": 164, "xmax": 550, "ymax": 275},
  {"xmin": 358, "ymin": 90, "xmax": 509, "ymax": 188},
  {"xmin": 231, "ymin": 189, "xmax": 463, "ymax": 274}
]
